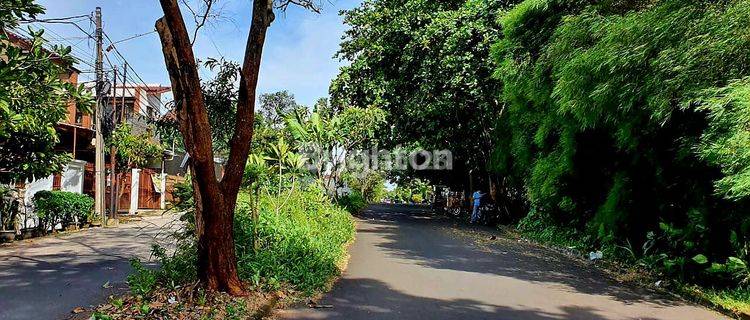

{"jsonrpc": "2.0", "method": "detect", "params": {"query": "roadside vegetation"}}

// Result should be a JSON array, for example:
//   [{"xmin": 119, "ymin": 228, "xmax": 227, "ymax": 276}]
[
  {"xmin": 386, "ymin": 179, "xmax": 432, "ymax": 204},
  {"xmin": 94, "ymin": 180, "xmax": 354, "ymax": 319},
  {"xmin": 334, "ymin": 0, "xmax": 750, "ymax": 316},
  {"xmin": 0, "ymin": 4, "xmax": 94, "ymax": 184},
  {"xmin": 93, "ymin": 58, "xmax": 385, "ymax": 318},
  {"xmin": 32, "ymin": 190, "xmax": 95, "ymax": 231}
]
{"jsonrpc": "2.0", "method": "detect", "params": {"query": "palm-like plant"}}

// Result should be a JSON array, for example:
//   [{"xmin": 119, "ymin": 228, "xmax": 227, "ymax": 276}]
[
  {"xmin": 286, "ymin": 112, "xmax": 339, "ymax": 180},
  {"xmin": 262, "ymin": 138, "xmax": 310, "ymax": 213}
]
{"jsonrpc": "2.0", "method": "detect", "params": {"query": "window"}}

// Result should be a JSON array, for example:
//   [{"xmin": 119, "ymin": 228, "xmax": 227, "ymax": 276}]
[{"xmin": 75, "ymin": 110, "xmax": 84, "ymax": 125}]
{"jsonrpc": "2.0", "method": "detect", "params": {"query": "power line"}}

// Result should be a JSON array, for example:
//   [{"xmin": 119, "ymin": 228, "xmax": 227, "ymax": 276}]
[
  {"xmin": 106, "ymin": 30, "xmax": 157, "ymax": 51},
  {"xmin": 12, "ymin": 20, "xmax": 152, "ymax": 117},
  {"xmin": 20, "ymin": 19, "xmax": 96, "ymax": 39},
  {"xmin": 11, "ymin": 26, "xmax": 98, "ymax": 71},
  {"xmin": 28, "ymin": 14, "xmax": 170, "ymax": 120},
  {"xmin": 103, "ymin": 30, "xmax": 168, "ymax": 115},
  {"xmin": 17, "ymin": 21, "xmax": 97, "ymax": 63},
  {"xmin": 19, "ymin": 14, "xmax": 91, "ymax": 23}
]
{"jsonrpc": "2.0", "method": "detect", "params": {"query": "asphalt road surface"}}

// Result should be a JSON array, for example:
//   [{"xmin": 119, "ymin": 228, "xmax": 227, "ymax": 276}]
[
  {"xmin": 280, "ymin": 204, "xmax": 728, "ymax": 320},
  {"xmin": 0, "ymin": 214, "xmax": 178, "ymax": 320}
]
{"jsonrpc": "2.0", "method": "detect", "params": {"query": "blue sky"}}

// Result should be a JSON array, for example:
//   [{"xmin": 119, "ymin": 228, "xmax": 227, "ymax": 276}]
[{"xmin": 34, "ymin": 0, "xmax": 362, "ymax": 108}]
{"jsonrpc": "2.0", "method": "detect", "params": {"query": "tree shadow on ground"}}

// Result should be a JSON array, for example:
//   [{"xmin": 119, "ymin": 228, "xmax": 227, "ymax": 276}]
[
  {"xmin": 0, "ymin": 217, "xmax": 173, "ymax": 320},
  {"xmin": 285, "ymin": 277, "xmax": 652, "ymax": 320},
  {"xmin": 355, "ymin": 204, "xmax": 681, "ymax": 308}
]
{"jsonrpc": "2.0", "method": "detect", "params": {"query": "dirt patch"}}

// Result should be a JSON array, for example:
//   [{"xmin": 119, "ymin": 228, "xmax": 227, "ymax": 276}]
[{"xmin": 85, "ymin": 283, "xmax": 281, "ymax": 320}]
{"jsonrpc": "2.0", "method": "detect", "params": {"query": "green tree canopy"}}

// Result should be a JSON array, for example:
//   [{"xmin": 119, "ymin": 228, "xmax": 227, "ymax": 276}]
[
  {"xmin": 0, "ymin": 4, "xmax": 94, "ymax": 182},
  {"xmin": 332, "ymin": 0, "xmax": 510, "ymax": 187}
]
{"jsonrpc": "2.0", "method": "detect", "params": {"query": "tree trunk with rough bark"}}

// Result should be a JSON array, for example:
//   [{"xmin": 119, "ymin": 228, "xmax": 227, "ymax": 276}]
[{"xmin": 154, "ymin": 0, "xmax": 277, "ymax": 295}]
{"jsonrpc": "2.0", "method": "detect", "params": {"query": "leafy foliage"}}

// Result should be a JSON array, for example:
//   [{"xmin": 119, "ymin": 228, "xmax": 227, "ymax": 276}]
[
  {"xmin": 32, "ymin": 190, "xmax": 94, "ymax": 231},
  {"xmin": 234, "ymin": 185, "xmax": 354, "ymax": 293},
  {"xmin": 156, "ymin": 59, "xmax": 272, "ymax": 156},
  {"xmin": 332, "ymin": 0, "xmax": 508, "ymax": 186},
  {"xmin": 0, "ymin": 0, "xmax": 43, "ymax": 29},
  {"xmin": 0, "ymin": 27, "xmax": 94, "ymax": 183},
  {"xmin": 696, "ymin": 79, "xmax": 750, "ymax": 200},
  {"xmin": 108, "ymin": 124, "xmax": 163, "ymax": 170},
  {"xmin": 126, "ymin": 259, "xmax": 158, "ymax": 296},
  {"xmin": 144, "ymin": 181, "xmax": 354, "ymax": 295},
  {"xmin": 338, "ymin": 190, "xmax": 367, "ymax": 214},
  {"xmin": 286, "ymin": 106, "xmax": 386, "ymax": 195},
  {"xmin": 258, "ymin": 90, "xmax": 304, "ymax": 129},
  {"xmin": 488, "ymin": 0, "xmax": 750, "ymax": 283},
  {"xmin": 387, "ymin": 178, "xmax": 432, "ymax": 203},
  {"xmin": 344, "ymin": 169, "xmax": 387, "ymax": 203},
  {"xmin": 203, "ymin": 58, "xmax": 240, "ymax": 156}
]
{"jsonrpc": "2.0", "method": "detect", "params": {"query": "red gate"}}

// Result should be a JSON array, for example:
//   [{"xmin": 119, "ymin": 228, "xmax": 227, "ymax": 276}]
[{"xmin": 138, "ymin": 168, "xmax": 161, "ymax": 209}]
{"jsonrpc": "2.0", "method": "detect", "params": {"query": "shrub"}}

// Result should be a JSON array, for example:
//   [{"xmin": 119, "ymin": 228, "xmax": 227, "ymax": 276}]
[
  {"xmin": 126, "ymin": 259, "xmax": 158, "ymax": 296},
  {"xmin": 491, "ymin": 0, "xmax": 750, "ymax": 287},
  {"xmin": 33, "ymin": 190, "xmax": 94, "ymax": 231},
  {"xmin": 338, "ymin": 191, "xmax": 367, "ymax": 214},
  {"xmin": 172, "ymin": 179, "xmax": 194, "ymax": 212},
  {"xmin": 234, "ymin": 184, "xmax": 355, "ymax": 293},
  {"xmin": 142, "ymin": 183, "xmax": 355, "ymax": 295}
]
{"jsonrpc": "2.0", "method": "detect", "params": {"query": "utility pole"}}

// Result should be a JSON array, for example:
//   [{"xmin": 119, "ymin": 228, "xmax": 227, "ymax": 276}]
[
  {"xmin": 109, "ymin": 66, "xmax": 118, "ymax": 220},
  {"xmin": 94, "ymin": 7, "xmax": 107, "ymax": 225},
  {"xmin": 120, "ymin": 63, "xmax": 127, "ymax": 124}
]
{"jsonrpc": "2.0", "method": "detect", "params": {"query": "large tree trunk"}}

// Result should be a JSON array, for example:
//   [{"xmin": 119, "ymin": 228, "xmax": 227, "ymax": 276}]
[
  {"xmin": 155, "ymin": 0, "xmax": 275, "ymax": 295},
  {"xmin": 197, "ymin": 188, "xmax": 244, "ymax": 292}
]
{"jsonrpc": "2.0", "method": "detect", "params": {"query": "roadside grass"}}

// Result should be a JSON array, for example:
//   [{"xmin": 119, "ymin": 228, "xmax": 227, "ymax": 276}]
[
  {"xmin": 234, "ymin": 185, "xmax": 356, "ymax": 294},
  {"xmin": 92, "ymin": 184, "xmax": 356, "ymax": 319},
  {"xmin": 512, "ymin": 222, "xmax": 750, "ymax": 319},
  {"xmin": 679, "ymin": 285, "xmax": 750, "ymax": 318}
]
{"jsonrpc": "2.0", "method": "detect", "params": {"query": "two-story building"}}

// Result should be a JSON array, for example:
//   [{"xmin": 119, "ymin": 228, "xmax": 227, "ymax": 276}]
[
  {"xmin": 103, "ymin": 84, "xmax": 172, "ymax": 214},
  {"xmin": 9, "ymin": 31, "xmax": 174, "ymax": 230}
]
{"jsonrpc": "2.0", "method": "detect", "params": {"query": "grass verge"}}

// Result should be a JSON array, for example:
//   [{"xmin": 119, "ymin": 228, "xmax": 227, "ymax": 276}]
[{"xmin": 92, "ymin": 184, "xmax": 356, "ymax": 319}]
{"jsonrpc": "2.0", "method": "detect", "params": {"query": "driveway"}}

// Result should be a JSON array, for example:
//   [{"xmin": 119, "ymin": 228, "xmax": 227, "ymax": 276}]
[
  {"xmin": 280, "ymin": 204, "xmax": 728, "ymax": 320},
  {"xmin": 0, "ymin": 214, "xmax": 179, "ymax": 320}
]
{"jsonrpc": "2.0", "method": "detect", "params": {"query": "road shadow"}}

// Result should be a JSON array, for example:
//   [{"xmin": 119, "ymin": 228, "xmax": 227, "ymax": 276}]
[
  {"xmin": 355, "ymin": 204, "xmax": 681, "ymax": 308},
  {"xmin": 285, "ymin": 277, "xmax": 647, "ymax": 320},
  {"xmin": 0, "ymin": 217, "xmax": 173, "ymax": 320}
]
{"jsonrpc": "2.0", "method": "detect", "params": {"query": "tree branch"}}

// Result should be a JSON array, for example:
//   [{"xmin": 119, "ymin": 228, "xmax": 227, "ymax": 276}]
[
  {"xmin": 181, "ymin": 0, "xmax": 216, "ymax": 45},
  {"xmin": 221, "ymin": 0, "xmax": 321, "ymax": 197},
  {"xmin": 156, "ymin": 0, "xmax": 222, "ymax": 208},
  {"xmin": 275, "ymin": 0, "xmax": 321, "ymax": 13},
  {"xmin": 220, "ymin": 0, "xmax": 273, "ymax": 198}
]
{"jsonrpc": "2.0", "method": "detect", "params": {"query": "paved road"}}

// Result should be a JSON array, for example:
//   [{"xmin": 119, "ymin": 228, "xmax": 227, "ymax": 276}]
[
  {"xmin": 281, "ymin": 204, "xmax": 728, "ymax": 320},
  {"xmin": 0, "ymin": 215, "xmax": 178, "ymax": 320}
]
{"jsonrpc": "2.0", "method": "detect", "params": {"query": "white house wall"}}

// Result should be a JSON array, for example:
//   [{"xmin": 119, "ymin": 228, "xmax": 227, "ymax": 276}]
[
  {"xmin": 130, "ymin": 168, "xmax": 140, "ymax": 214},
  {"xmin": 61, "ymin": 160, "xmax": 85, "ymax": 194},
  {"xmin": 21, "ymin": 160, "xmax": 86, "ymax": 230}
]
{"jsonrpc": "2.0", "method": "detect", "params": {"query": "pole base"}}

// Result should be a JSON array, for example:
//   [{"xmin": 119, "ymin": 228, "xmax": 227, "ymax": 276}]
[{"xmin": 104, "ymin": 218, "xmax": 120, "ymax": 227}]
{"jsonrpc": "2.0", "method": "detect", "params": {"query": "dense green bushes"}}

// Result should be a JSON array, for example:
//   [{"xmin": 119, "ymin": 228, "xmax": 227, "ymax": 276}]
[
  {"xmin": 491, "ymin": 0, "xmax": 750, "ymax": 285},
  {"xmin": 32, "ymin": 190, "xmax": 94, "ymax": 230},
  {"xmin": 235, "ymin": 185, "xmax": 355, "ymax": 293},
  {"xmin": 142, "ymin": 181, "xmax": 354, "ymax": 295},
  {"xmin": 338, "ymin": 191, "xmax": 367, "ymax": 214}
]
